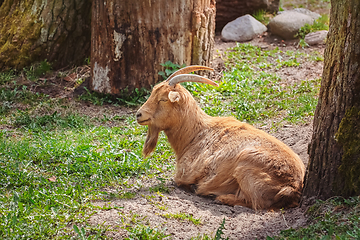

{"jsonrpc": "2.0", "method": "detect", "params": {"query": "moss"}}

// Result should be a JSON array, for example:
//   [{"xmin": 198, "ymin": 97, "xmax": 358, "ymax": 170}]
[
  {"xmin": 335, "ymin": 106, "xmax": 360, "ymax": 196},
  {"xmin": 0, "ymin": 0, "xmax": 43, "ymax": 70}
]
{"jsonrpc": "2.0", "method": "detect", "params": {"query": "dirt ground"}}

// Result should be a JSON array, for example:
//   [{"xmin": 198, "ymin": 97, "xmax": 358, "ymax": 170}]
[{"xmin": 84, "ymin": 33, "xmax": 324, "ymax": 239}]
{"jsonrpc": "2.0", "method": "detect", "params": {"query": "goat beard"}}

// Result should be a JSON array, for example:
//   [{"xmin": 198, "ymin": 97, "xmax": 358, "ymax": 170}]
[{"xmin": 143, "ymin": 125, "xmax": 160, "ymax": 157}]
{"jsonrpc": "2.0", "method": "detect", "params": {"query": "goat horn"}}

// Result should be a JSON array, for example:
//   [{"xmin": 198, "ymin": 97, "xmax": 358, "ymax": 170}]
[
  {"xmin": 166, "ymin": 65, "xmax": 214, "ymax": 82},
  {"xmin": 168, "ymin": 74, "xmax": 219, "ymax": 87}
]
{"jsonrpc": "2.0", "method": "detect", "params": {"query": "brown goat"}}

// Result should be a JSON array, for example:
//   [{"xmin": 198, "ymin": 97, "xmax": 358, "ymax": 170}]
[{"xmin": 136, "ymin": 66, "xmax": 305, "ymax": 210}]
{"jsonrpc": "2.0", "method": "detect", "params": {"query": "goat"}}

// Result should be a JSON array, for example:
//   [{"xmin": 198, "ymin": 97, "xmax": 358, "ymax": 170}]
[{"xmin": 136, "ymin": 65, "xmax": 305, "ymax": 210}]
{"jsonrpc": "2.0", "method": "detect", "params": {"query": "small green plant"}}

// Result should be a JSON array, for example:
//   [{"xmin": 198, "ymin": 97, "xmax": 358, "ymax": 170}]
[
  {"xmin": 0, "ymin": 69, "xmax": 16, "ymax": 84},
  {"xmin": 79, "ymin": 87, "xmax": 117, "ymax": 106},
  {"xmin": 158, "ymin": 61, "xmax": 186, "ymax": 80},
  {"xmin": 79, "ymin": 87, "xmax": 149, "ymax": 107},
  {"xmin": 117, "ymin": 87, "xmax": 150, "ymax": 107},
  {"xmin": 119, "ymin": 191, "xmax": 137, "ymax": 199},
  {"xmin": 0, "ymin": 86, "xmax": 47, "ymax": 115},
  {"xmin": 296, "ymin": 14, "xmax": 329, "ymax": 39},
  {"xmin": 73, "ymin": 225, "xmax": 87, "ymax": 240},
  {"xmin": 191, "ymin": 218, "xmax": 228, "ymax": 240},
  {"xmin": 12, "ymin": 110, "xmax": 89, "ymax": 131},
  {"xmin": 214, "ymin": 218, "xmax": 229, "ymax": 240},
  {"xmin": 161, "ymin": 212, "xmax": 202, "ymax": 225},
  {"xmin": 252, "ymin": 9, "xmax": 271, "ymax": 25},
  {"xmin": 125, "ymin": 225, "xmax": 171, "ymax": 240},
  {"xmin": 23, "ymin": 60, "xmax": 52, "ymax": 81},
  {"xmin": 149, "ymin": 177, "xmax": 170, "ymax": 194}
]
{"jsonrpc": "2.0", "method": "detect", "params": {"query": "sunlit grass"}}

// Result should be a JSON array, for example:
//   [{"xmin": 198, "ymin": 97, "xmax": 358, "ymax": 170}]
[{"xmin": 184, "ymin": 43, "xmax": 321, "ymax": 125}]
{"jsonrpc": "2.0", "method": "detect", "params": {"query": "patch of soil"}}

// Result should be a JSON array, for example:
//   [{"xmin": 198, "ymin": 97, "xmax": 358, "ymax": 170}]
[{"xmin": 89, "ymin": 188, "xmax": 307, "ymax": 239}]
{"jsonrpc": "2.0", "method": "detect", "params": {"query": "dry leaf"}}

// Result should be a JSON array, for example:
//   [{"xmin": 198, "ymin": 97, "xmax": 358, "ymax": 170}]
[{"xmin": 48, "ymin": 176, "xmax": 56, "ymax": 182}]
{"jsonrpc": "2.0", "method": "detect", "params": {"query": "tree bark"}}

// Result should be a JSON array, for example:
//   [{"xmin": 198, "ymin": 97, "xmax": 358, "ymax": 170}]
[
  {"xmin": 215, "ymin": 0, "xmax": 279, "ymax": 31},
  {"xmin": 302, "ymin": 0, "xmax": 360, "ymax": 203},
  {"xmin": 0, "ymin": 0, "xmax": 91, "ymax": 70},
  {"xmin": 90, "ymin": 0, "xmax": 216, "ymax": 94}
]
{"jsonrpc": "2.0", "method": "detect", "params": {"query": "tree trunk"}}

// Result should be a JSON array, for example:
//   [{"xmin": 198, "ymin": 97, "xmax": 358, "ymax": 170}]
[
  {"xmin": 90, "ymin": 0, "xmax": 216, "ymax": 94},
  {"xmin": 215, "ymin": 0, "xmax": 279, "ymax": 31},
  {"xmin": 0, "ymin": 0, "xmax": 91, "ymax": 70},
  {"xmin": 302, "ymin": 0, "xmax": 360, "ymax": 204}
]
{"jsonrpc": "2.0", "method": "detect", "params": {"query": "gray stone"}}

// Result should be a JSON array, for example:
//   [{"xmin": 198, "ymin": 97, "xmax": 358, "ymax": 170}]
[
  {"xmin": 269, "ymin": 10, "xmax": 315, "ymax": 40},
  {"xmin": 304, "ymin": 30, "xmax": 328, "ymax": 45},
  {"xmin": 292, "ymin": 8, "xmax": 321, "ymax": 21},
  {"xmin": 221, "ymin": 14, "xmax": 267, "ymax": 42}
]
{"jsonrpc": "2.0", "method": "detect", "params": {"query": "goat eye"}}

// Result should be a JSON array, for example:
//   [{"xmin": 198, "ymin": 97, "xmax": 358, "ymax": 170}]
[{"xmin": 159, "ymin": 99, "xmax": 168, "ymax": 102}]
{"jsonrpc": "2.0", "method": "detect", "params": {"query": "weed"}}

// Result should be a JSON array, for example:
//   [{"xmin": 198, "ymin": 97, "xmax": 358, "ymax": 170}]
[
  {"xmin": 298, "ymin": 38, "xmax": 310, "ymax": 48},
  {"xmin": 79, "ymin": 87, "xmax": 117, "ymax": 106},
  {"xmin": 214, "ymin": 218, "xmax": 229, "ymax": 240},
  {"xmin": 0, "ymin": 86, "xmax": 47, "ymax": 115},
  {"xmin": 158, "ymin": 61, "xmax": 186, "ymax": 80},
  {"xmin": 191, "ymin": 218, "xmax": 229, "ymax": 240},
  {"xmin": 161, "ymin": 212, "xmax": 202, "ymax": 225},
  {"xmin": 79, "ymin": 87, "xmax": 149, "ymax": 107},
  {"xmin": 149, "ymin": 177, "xmax": 170, "ymax": 194},
  {"xmin": 117, "ymin": 87, "xmax": 150, "ymax": 107},
  {"xmin": 125, "ymin": 224, "xmax": 170, "ymax": 240},
  {"xmin": 297, "ymin": 15, "xmax": 329, "ymax": 39},
  {"xmin": 252, "ymin": 9, "xmax": 272, "ymax": 25},
  {"xmin": 0, "ymin": 69, "xmax": 16, "ymax": 85},
  {"xmin": 12, "ymin": 110, "xmax": 89, "ymax": 131},
  {"xmin": 119, "ymin": 191, "xmax": 137, "ymax": 199},
  {"xmin": 23, "ymin": 60, "xmax": 52, "ymax": 81}
]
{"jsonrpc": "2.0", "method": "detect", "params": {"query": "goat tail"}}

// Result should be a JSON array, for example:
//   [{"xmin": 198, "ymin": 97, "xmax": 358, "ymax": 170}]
[{"xmin": 271, "ymin": 186, "xmax": 302, "ymax": 209}]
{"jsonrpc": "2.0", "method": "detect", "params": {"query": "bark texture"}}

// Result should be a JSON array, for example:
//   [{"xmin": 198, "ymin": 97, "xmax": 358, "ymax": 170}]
[
  {"xmin": 216, "ymin": 0, "xmax": 279, "ymax": 31},
  {"xmin": 302, "ymin": 0, "xmax": 360, "ymax": 203},
  {"xmin": 90, "ymin": 0, "xmax": 216, "ymax": 94},
  {"xmin": 0, "ymin": 0, "xmax": 91, "ymax": 70}
]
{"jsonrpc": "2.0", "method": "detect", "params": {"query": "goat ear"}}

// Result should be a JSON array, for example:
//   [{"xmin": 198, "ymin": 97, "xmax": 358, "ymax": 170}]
[{"xmin": 168, "ymin": 91, "xmax": 180, "ymax": 102}]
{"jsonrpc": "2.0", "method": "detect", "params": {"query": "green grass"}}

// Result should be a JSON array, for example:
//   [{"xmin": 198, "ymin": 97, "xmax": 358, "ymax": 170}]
[
  {"xmin": 184, "ymin": 43, "xmax": 321, "ymax": 125},
  {"xmin": 125, "ymin": 224, "xmax": 170, "ymax": 240},
  {"xmin": 252, "ymin": 9, "xmax": 272, "ymax": 25},
  {"xmin": 0, "ymin": 113, "xmax": 174, "ymax": 238},
  {"xmin": 161, "ymin": 212, "xmax": 202, "ymax": 225},
  {"xmin": 269, "ymin": 197, "xmax": 360, "ymax": 240},
  {"xmin": 23, "ymin": 60, "xmax": 52, "ymax": 81},
  {"xmin": 79, "ymin": 87, "xmax": 150, "ymax": 107}
]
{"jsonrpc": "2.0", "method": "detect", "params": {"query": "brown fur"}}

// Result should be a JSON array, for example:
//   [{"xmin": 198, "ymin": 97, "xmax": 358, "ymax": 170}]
[{"xmin": 136, "ymin": 82, "xmax": 305, "ymax": 210}]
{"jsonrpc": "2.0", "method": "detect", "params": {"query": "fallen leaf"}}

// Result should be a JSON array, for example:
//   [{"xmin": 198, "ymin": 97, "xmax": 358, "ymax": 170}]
[
  {"xmin": 96, "ymin": 148, "xmax": 104, "ymax": 153},
  {"xmin": 48, "ymin": 176, "xmax": 56, "ymax": 182}
]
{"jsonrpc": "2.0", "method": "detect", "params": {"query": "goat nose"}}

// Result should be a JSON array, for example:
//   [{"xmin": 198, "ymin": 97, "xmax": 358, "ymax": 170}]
[{"xmin": 136, "ymin": 112, "xmax": 142, "ymax": 119}]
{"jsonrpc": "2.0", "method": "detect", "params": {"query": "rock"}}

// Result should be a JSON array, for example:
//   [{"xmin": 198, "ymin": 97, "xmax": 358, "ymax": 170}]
[
  {"xmin": 304, "ymin": 30, "xmax": 328, "ymax": 45},
  {"xmin": 221, "ymin": 14, "xmax": 267, "ymax": 42},
  {"xmin": 292, "ymin": 8, "xmax": 321, "ymax": 21},
  {"xmin": 269, "ymin": 9, "xmax": 320, "ymax": 40},
  {"xmin": 216, "ymin": 0, "xmax": 280, "ymax": 31}
]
